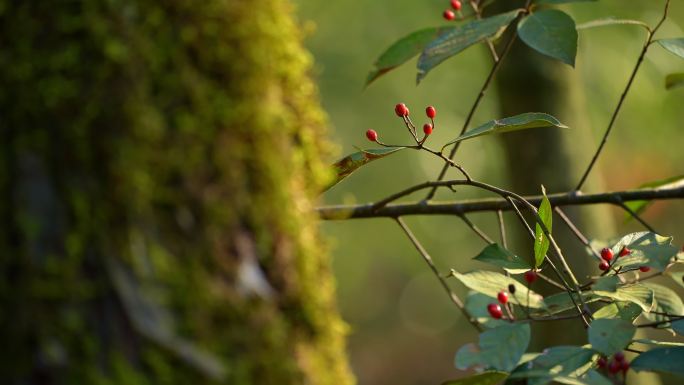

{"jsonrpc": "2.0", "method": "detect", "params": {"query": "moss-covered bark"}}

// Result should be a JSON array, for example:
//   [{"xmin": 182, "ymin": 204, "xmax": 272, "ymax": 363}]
[{"xmin": 0, "ymin": 1, "xmax": 353, "ymax": 384}]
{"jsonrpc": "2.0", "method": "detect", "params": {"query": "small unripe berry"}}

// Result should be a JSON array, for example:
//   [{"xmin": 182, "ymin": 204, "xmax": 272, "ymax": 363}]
[
  {"xmin": 426, "ymin": 106, "xmax": 437, "ymax": 119},
  {"xmin": 451, "ymin": 0, "xmax": 462, "ymax": 11},
  {"xmin": 597, "ymin": 357, "xmax": 607, "ymax": 368},
  {"xmin": 394, "ymin": 103, "xmax": 409, "ymax": 117},
  {"xmin": 497, "ymin": 291, "xmax": 509, "ymax": 305},
  {"xmin": 423, "ymin": 123, "xmax": 433, "ymax": 135},
  {"xmin": 443, "ymin": 9, "xmax": 456, "ymax": 21},
  {"xmin": 608, "ymin": 359, "xmax": 621, "ymax": 374},
  {"xmin": 614, "ymin": 352, "xmax": 625, "ymax": 362},
  {"xmin": 524, "ymin": 270, "xmax": 538, "ymax": 284},
  {"xmin": 639, "ymin": 266, "xmax": 651, "ymax": 273},
  {"xmin": 619, "ymin": 247, "xmax": 631, "ymax": 257},
  {"xmin": 599, "ymin": 260, "xmax": 610, "ymax": 271},
  {"xmin": 366, "ymin": 129, "xmax": 378, "ymax": 142},
  {"xmin": 601, "ymin": 248, "xmax": 613, "ymax": 261},
  {"xmin": 487, "ymin": 303, "xmax": 503, "ymax": 319},
  {"xmin": 508, "ymin": 284, "xmax": 516, "ymax": 294}
]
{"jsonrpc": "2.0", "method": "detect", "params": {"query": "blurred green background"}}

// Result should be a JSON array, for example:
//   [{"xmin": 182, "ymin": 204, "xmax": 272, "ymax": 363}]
[{"xmin": 295, "ymin": 1, "xmax": 684, "ymax": 384}]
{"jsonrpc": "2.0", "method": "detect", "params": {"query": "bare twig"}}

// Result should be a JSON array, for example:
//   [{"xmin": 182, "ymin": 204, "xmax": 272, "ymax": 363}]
[
  {"xmin": 497, "ymin": 210, "xmax": 507, "ymax": 249},
  {"xmin": 554, "ymin": 207, "xmax": 602, "ymax": 261},
  {"xmin": 618, "ymin": 201, "xmax": 659, "ymax": 234},
  {"xmin": 459, "ymin": 214, "xmax": 494, "ymax": 244}
]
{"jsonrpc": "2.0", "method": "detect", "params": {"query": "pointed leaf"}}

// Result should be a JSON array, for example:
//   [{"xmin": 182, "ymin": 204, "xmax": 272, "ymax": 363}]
[
  {"xmin": 473, "ymin": 243, "xmax": 532, "ymax": 274},
  {"xmin": 641, "ymin": 283, "xmax": 684, "ymax": 327},
  {"xmin": 593, "ymin": 302, "xmax": 642, "ymax": 322},
  {"xmin": 366, "ymin": 27, "xmax": 450, "ymax": 86},
  {"xmin": 624, "ymin": 176, "xmax": 684, "ymax": 218},
  {"xmin": 594, "ymin": 284, "xmax": 654, "ymax": 312},
  {"xmin": 666, "ymin": 73, "xmax": 684, "ymax": 90},
  {"xmin": 631, "ymin": 347, "xmax": 684, "ymax": 377},
  {"xmin": 610, "ymin": 232, "xmax": 679, "ymax": 272},
  {"xmin": 325, "ymin": 147, "xmax": 406, "ymax": 191},
  {"xmin": 442, "ymin": 112, "xmax": 568, "ymax": 149},
  {"xmin": 417, "ymin": 11, "xmax": 520, "ymax": 83},
  {"xmin": 534, "ymin": 186, "xmax": 552, "ymax": 268},
  {"xmin": 577, "ymin": 18, "xmax": 649, "ymax": 31},
  {"xmin": 657, "ymin": 38, "xmax": 684, "ymax": 59},
  {"xmin": 442, "ymin": 371, "xmax": 509, "ymax": 385},
  {"xmin": 452, "ymin": 270, "xmax": 545, "ymax": 308},
  {"xmin": 588, "ymin": 318, "xmax": 636, "ymax": 356},
  {"xmin": 518, "ymin": 10, "xmax": 578, "ymax": 66}
]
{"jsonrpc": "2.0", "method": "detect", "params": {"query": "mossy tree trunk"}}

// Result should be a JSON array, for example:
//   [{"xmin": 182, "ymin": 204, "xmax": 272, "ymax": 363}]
[{"xmin": 0, "ymin": 1, "xmax": 353, "ymax": 385}]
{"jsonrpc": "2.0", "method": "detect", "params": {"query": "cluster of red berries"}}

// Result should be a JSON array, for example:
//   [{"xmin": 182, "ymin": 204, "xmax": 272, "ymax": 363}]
[
  {"xmin": 365, "ymin": 103, "xmax": 437, "ymax": 143},
  {"xmin": 597, "ymin": 351, "xmax": 630, "ymax": 376},
  {"xmin": 487, "ymin": 274, "xmax": 537, "ymax": 319},
  {"xmin": 597, "ymin": 247, "xmax": 650, "ymax": 273},
  {"xmin": 443, "ymin": 0, "xmax": 462, "ymax": 21}
]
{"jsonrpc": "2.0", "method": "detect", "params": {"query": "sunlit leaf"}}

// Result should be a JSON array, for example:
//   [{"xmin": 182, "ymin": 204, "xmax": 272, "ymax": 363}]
[
  {"xmin": 325, "ymin": 147, "xmax": 406, "ymax": 191},
  {"xmin": 576, "ymin": 18, "xmax": 649, "ymax": 31},
  {"xmin": 509, "ymin": 346, "xmax": 596, "ymax": 385},
  {"xmin": 540, "ymin": 292, "xmax": 599, "ymax": 316},
  {"xmin": 442, "ymin": 371, "xmax": 509, "ymax": 385},
  {"xmin": 473, "ymin": 243, "xmax": 532, "ymax": 274},
  {"xmin": 535, "ymin": 0, "xmax": 597, "ymax": 4},
  {"xmin": 624, "ymin": 175, "xmax": 684, "ymax": 218},
  {"xmin": 588, "ymin": 318, "xmax": 636, "ymax": 356},
  {"xmin": 518, "ymin": 10, "xmax": 578, "ymax": 66},
  {"xmin": 668, "ymin": 271, "xmax": 684, "ymax": 289},
  {"xmin": 451, "ymin": 270, "xmax": 545, "ymax": 308},
  {"xmin": 657, "ymin": 38, "xmax": 684, "ymax": 59},
  {"xmin": 666, "ymin": 73, "xmax": 684, "ymax": 90},
  {"xmin": 631, "ymin": 347, "xmax": 684, "ymax": 377},
  {"xmin": 442, "ymin": 112, "xmax": 568, "ymax": 150},
  {"xmin": 632, "ymin": 338, "xmax": 684, "ymax": 347},
  {"xmin": 594, "ymin": 284, "xmax": 654, "ymax": 312},
  {"xmin": 417, "ymin": 11, "xmax": 520, "ymax": 83},
  {"xmin": 609, "ymin": 232, "xmax": 679, "ymax": 272},
  {"xmin": 593, "ymin": 302, "xmax": 642, "ymax": 322},
  {"xmin": 534, "ymin": 186, "xmax": 552, "ymax": 268},
  {"xmin": 641, "ymin": 283, "xmax": 684, "ymax": 327}
]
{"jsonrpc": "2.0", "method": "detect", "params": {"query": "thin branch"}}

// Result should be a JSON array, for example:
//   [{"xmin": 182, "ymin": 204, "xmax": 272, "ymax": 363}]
[
  {"xmin": 459, "ymin": 214, "xmax": 494, "ymax": 244},
  {"xmin": 497, "ymin": 210, "xmax": 508, "ymax": 249},
  {"xmin": 395, "ymin": 217, "xmax": 483, "ymax": 331},
  {"xmin": 554, "ymin": 207, "xmax": 602, "ymax": 261},
  {"xmin": 575, "ymin": 0, "xmax": 671, "ymax": 190},
  {"xmin": 469, "ymin": 0, "xmax": 499, "ymax": 61},
  {"xmin": 618, "ymin": 201, "xmax": 658, "ymax": 234}
]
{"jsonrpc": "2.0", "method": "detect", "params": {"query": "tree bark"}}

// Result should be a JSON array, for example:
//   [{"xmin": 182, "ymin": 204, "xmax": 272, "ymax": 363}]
[{"xmin": 0, "ymin": 1, "xmax": 353, "ymax": 385}]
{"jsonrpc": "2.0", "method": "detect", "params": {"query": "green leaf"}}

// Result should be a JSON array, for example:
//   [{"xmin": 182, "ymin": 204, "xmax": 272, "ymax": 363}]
[
  {"xmin": 588, "ymin": 318, "xmax": 636, "ymax": 356},
  {"xmin": 455, "ymin": 343, "xmax": 484, "ymax": 371},
  {"xmin": 632, "ymin": 338, "xmax": 684, "ymax": 347},
  {"xmin": 666, "ymin": 73, "xmax": 684, "ymax": 90},
  {"xmin": 442, "ymin": 371, "xmax": 509, "ymax": 385},
  {"xmin": 518, "ymin": 10, "xmax": 578, "ymax": 66},
  {"xmin": 592, "ymin": 276, "xmax": 620, "ymax": 292},
  {"xmin": 609, "ymin": 232, "xmax": 679, "ymax": 272},
  {"xmin": 451, "ymin": 270, "xmax": 545, "ymax": 308},
  {"xmin": 540, "ymin": 292, "xmax": 599, "ymax": 316},
  {"xmin": 593, "ymin": 302, "xmax": 642, "ymax": 322},
  {"xmin": 509, "ymin": 346, "xmax": 596, "ymax": 385},
  {"xmin": 673, "ymin": 320, "xmax": 684, "ymax": 336},
  {"xmin": 594, "ymin": 284, "xmax": 654, "ymax": 313},
  {"xmin": 641, "ymin": 283, "xmax": 684, "ymax": 327},
  {"xmin": 576, "ymin": 18, "xmax": 650, "ymax": 31},
  {"xmin": 366, "ymin": 28, "xmax": 450, "ymax": 86},
  {"xmin": 534, "ymin": 186, "xmax": 552, "ymax": 268},
  {"xmin": 624, "ymin": 176, "xmax": 684, "ymax": 218},
  {"xmin": 550, "ymin": 371, "xmax": 612, "ymax": 385},
  {"xmin": 657, "ymin": 38, "xmax": 684, "ymax": 59},
  {"xmin": 480, "ymin": 323, "xmax": 532, "ymax": 371},
  {"xmin": 473, "ymin": 243, "xmax": 532, "ymax": 274},
  {"xmin": 631, "ymin": 347, "xmax": 684, "ymax": 377},
  {"xmin": 535, "ymin": 0, "xmax": 597, "ymax": 4},
  {"xmin": 325, "ymin": 147, "xmax": 406, "ymax": 191},
  {"xmin": 417, "ymin": 11, "xmax": 520, "ymax": 83},
  {"xmin": 668, "ymin": 271, "xmax": 684, "ymax": 289},
  {"xmin": 465, "ymin": 292, "xmax": 508, "ymax": 329},
  {"xmin": 442, "ymin": 112, "xmax": 568, "ymax": 150}
]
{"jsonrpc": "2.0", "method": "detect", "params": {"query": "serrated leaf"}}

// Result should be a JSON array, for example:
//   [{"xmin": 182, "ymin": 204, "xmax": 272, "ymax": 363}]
[
  {"xmin": 509, "ymin": 346, "xmax": 596, "ymax": 385},
  {"xmin": 442, "ymin": 371, "xmax": 509, "ymax": 385},
  {"xmin": 576, "ymin": 18, "xmax": 650, "ymax": 31},
  {"xmin": 518, "ymin": 10, "xmax": 578, "ymax": 66},
  {"xmin": 325, "ymin": 147, "xmax": 406, "ymax": 191},
  {"xmin": 588, "ymin": 318, "xmax": 636, "ymax": 356},
  {"xmin": 417, "ymin": 11, "xmax": 520, "ymax": 83},
  {"xmin": 442, "ymin": 112, "xmax": 568, "ymax": 150},
  {"xmin": 593, "ymin": 302, "xmax": 642, "ymax": 322},
  {"xmin": 657, "ymin": 38, "xmax": 684, "ymax": 59},
  {"xmin": 535, "ymin": 0, "xmax": 597, "ymax": 4},
  {"xmin": 594, "ymin": 284, "xmax": 654, "ymax": 312},
  {"xmin": 452, "ymin": 270, "xmax": 545, "ymax": 308},
  {"xmin": 624, "ymin": 176, "xmax": 684, "ymax": 218},
  {"xmin": 609, "ymin": 232, "xmax": 679, "ymax": 272},
  {"xmin": 540, "ymin": 292, "xmax": 599, "ymax": 316},
  {"xmin": 666, "ymin": 73, "xmax": 684, "ymax": 90},
  {"xmin": 631, "ymin": 347, "xmax": 684, "ymax": 377},
  {"xmin": 641, "ymin": 283, "xmax": 684, "ymax": 327},
  {"xmin": 534, "ymin": 186, "xmax": 552, "ymax": 268},
  {"xmin": 366, "ymin": 27, "xmax": 450, "ymax": 86},
  {"xmin": 465, "ymin": 292, "xmax": 509, "ymax": 329},
  {"xmin": 473, "ymin": 243, "xmax": 532, "ymax": 274}
]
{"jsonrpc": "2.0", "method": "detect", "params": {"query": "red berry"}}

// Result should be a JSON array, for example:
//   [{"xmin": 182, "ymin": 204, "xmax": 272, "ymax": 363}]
[
  {"xmin": 639, "ymin": 266, "xmax": 651, "ymax": 273},
  {"xmin": 365, "ymin": 129, "xmax": 378, "ymax": 142},
  {"xmin": 451, "ymin": 0, "xmax": 462, "ymax": 11},
  {"xmin": 597, "ymin": 357, "xmax": 607, "ymax": 368},
  {"xmin": 443, "ymin": 9, "xmax": 455, "ymax": 21},
  {"xmin": 426, "ymin": 106, "xmax": 436, "ymax": 119},
  {"xmin": 601, "ymin": 248, "xmax": 613, "ymax": 261},
  {"xmin": 423, "ymin": 123, "xmax": 433, "ymax": 135},
  {"xmin": 599, "ymin": 260, "xmax": 610, "ymax": 271},
  {"xmin": 619, "ymin": 247, "xmax": 631, "ymax": 257},
  {"xmin": 614, "ymin": 352, "xmax": 625, "ymax": 362},
  {"xmin": 608, "ymin": 359, "xmax": 621, "ymax": 374},
  {"xmin": 524, "ymin": 270, "xmax": 538, "ymax": 284},
  {"xmin": 487, "ymin": 303, "xmax": 503, "ymax": 319},
  {"xmin": 621, "ymin": 360, "xmax": 630, "ymax": 374},
  {"xmin": 497, "ymin": 291, "xmax": 509, "ymax": 305},
  {"xmin": 394, "ymin": 103, "xmax": 409, "ymax": 117}
]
